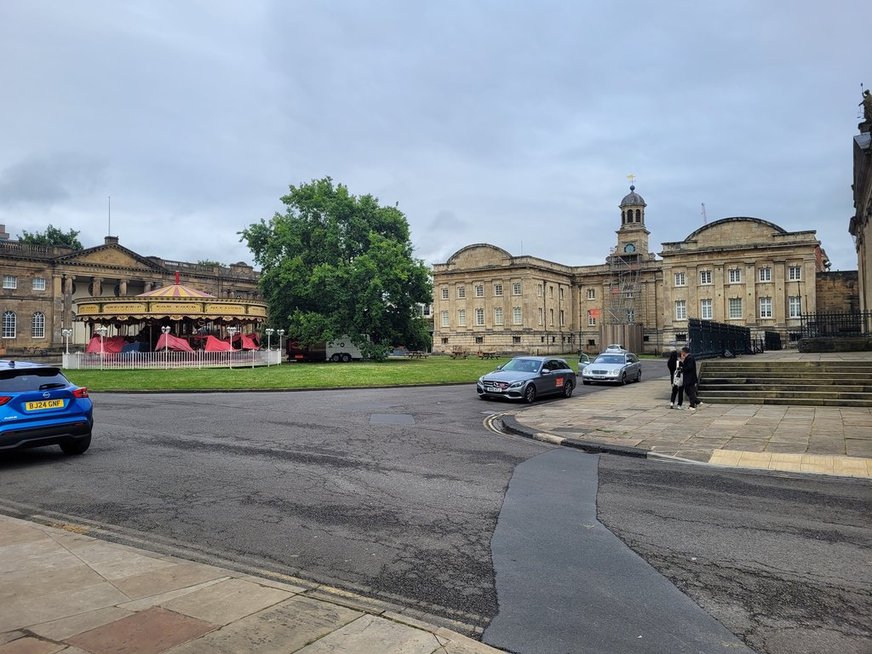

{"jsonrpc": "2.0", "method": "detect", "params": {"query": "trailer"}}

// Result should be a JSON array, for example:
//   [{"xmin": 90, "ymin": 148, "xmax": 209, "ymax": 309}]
[{"xmin": 286, "ymin": 335, "xmax": 364, "ymax": 362}]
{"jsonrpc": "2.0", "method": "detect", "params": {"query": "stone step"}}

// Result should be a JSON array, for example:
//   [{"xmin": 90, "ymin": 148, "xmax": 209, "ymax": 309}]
[
  {"xmin": 701, "ymin": 381, "xmax": 872, "ymax": 393},
  {"xmin": 697, "ymin": 395, "xmax": 872, "ymax": 407},
  {"xmin": 700, "ymin": 370, "xmax": 872, "ymax": 384},
  {"xmin": 700, "ymin": 387, "xmax": 872, "ymax": 400}
]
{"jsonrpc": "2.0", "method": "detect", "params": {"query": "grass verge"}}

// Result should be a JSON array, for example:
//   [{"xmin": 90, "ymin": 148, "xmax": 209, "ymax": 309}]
[{"xmin": 63, "ymin": 356, "xmax": 530, "ymax": 392}]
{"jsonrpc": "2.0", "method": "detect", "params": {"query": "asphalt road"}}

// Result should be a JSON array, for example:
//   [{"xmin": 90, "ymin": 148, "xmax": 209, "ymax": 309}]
[{"xmin": 1, "ymin": 376, "xmax": 869, "ymax": 653}]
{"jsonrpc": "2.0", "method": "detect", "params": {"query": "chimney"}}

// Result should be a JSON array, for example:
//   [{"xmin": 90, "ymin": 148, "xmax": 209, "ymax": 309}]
[
  {"xmin": 104, "ymin": 235, "xmax": 119, "ymax": 245},
  {"xmin": 0, "ymin": 224, "xmax": 9, "ymax": 241}
]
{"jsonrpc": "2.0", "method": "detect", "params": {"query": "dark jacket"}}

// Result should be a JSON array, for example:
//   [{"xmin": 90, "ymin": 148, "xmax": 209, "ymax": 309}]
[
  {"xmin": 681, "ymin": 353, "xmax": 698, "ymax": 386},
  {"xmin": 667, "ymin": 351, "xmax": 679, "ymax": 383}
]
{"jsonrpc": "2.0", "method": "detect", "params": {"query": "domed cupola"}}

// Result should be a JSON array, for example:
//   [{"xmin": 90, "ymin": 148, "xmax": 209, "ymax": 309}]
[
  {"xmin": 619, "ymin": 185, "xmax": 646, "ymax": 226},
  {"xmin": 615, "ymin": 183, "xmax": 650, "ymax": 258}
]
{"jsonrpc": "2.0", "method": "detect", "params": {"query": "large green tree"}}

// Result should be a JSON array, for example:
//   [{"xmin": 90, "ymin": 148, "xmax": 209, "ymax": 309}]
[
  {"xmin": 241, "ymin": 178, "xmax": 432, "ymax": 356},
  {"xmin": 18, "ymin": 225, "xmax": 83, "ymax": 249}
]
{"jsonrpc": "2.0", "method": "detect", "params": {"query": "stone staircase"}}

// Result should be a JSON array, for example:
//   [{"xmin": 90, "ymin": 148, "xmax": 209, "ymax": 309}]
[{"xmin": 698, "ymin": 359, "xmax": 872, "ymax": 407}]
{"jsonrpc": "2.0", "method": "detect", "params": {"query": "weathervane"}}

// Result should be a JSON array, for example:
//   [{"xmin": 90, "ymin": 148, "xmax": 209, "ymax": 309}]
[{"xmin": 626, "ymin": 174, "xmax": 636, "ymax": 186}]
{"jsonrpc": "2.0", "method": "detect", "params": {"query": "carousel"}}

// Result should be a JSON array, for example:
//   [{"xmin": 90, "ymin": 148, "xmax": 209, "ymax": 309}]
[{"xmin": 64, "ymin": 275, "xmax": 280, "ymax": 369}]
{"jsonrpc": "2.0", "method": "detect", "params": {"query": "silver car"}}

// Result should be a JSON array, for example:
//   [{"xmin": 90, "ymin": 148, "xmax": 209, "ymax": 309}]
[
  {"xmin": 581, "ymin": 351, "xmax": 642, "ymax": 385},
  {"xmin": 477, "ymin": 356, "xmax": 577, "ymax": 403}
]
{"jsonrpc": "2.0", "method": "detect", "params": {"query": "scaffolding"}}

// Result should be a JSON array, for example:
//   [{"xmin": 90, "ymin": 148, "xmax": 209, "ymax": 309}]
[{"xmin": 605, "ymin": 250, "xmax": 641, "ymax": 325}]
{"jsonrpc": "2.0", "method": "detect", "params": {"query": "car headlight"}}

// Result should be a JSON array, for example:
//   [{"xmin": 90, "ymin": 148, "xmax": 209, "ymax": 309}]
[
  {"xmin": 608, "ymin": 370, "xmax": 619, "ymax": 376},
  {"xmin": 478, "ymin": 376, "xmax": 485, "ymax": 384},
  {"xmin": 508, "ymin": 381, "xmax": 523, "ymax": 388}
]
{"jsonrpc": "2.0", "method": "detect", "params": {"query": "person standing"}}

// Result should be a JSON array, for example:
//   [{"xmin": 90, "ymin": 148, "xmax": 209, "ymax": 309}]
[
  {"xmin": 667, "ymin": 350, "xmax": 684, "ymax": 409},
  {"xmin": 680, "ymin": 346, "xmax": 700, "ymax": 410}
]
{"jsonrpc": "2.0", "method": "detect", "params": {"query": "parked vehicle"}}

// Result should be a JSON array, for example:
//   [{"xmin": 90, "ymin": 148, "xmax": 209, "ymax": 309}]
[
  {"xmin": 0, "ymin": 361, "xmax": 93, "ymax": 455},
  {"xmin": 581, "ymin": 351, "xmax": 642, "ymax": 385},
  {"xmin": 477, "ymin": 356, "xmax": 576, "ymax": 403},
  {"xmin": 287, "ymin": 335, "xmax": 364, "ymax": 363}
]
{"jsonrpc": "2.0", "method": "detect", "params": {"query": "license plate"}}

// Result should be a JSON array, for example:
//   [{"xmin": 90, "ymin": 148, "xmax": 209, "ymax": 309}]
[
  {"xmin": 26, "ymin": 399, "xmax": 64, "ymax": 411},
  {"xmin": 485, "ymin": 386, "xmax": 503, "ymax": 393}
]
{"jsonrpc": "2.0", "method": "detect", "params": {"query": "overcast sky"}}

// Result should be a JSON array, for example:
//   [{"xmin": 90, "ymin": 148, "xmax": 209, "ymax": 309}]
[{"xmin": 1, "ymin": 1, "xmax": 867, "ymax": 272}]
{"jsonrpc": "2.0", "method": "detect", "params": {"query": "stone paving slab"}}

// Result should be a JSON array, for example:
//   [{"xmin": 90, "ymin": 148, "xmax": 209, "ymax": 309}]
[{"xmin": 2, "ymin": 515, "xmax": 504, "ymax": 654}]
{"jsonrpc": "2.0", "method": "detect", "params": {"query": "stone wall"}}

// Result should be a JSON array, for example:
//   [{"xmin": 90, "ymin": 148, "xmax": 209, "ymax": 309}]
[{"xmin": 815, "ymin": 271, "xmax": 860, "ymax": 313}]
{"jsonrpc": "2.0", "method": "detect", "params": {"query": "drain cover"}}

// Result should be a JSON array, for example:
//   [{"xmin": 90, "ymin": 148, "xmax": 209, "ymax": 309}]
[{"xmin": 369, "ymin": 414, "xmax": 415, "ymax": 425}]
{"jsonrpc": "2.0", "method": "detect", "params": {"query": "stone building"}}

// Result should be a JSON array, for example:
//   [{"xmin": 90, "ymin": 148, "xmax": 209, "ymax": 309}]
[
  {"xmin": 0, "ymin": 231, "xmax": 260, "ymax": 352},
  {"xmin": 432, "ymin": 186, "xmax": 840, "ymax": 355},
  {"xmin": 850, "ymin": 89, "xmax": 872, "ymax": 315}
]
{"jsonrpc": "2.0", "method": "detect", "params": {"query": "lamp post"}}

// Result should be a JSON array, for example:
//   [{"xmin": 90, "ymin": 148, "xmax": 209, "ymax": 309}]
[
  {"xmin": 161, "ymin": 326, "xmax": 171, "ymax": 370},
  {"xmin": 95, "ymin": 326, "xmax": 108, "ymax": 371},
  {"xmin": 277, "ymin": 329, "xmax": 285, "ymax": 361},
  {"xmin": 265, "ymin": 328, "xmax": 274, "ymax": 367},
  {"xmin": 61, "ymin": 328, "xmax": 72, "ymax": 355},
  {"xmin": 227, "ymin": 326, "xmax": 237, "ymax": 369}
]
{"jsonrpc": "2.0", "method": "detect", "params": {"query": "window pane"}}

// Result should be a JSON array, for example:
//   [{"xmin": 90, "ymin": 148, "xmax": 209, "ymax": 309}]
[{"xmin": 31, "ymin": 312, "xmax": 45, "ymax": 338}]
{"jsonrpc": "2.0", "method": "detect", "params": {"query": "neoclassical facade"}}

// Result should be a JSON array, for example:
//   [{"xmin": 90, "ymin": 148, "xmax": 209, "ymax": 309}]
[
  {"xmin": 0, "ymin": 232, "xmax": 261, "ymax": 352},
  {"xmin": 432, "ymin": 186, "xmax": 839, "ymax": 355}
]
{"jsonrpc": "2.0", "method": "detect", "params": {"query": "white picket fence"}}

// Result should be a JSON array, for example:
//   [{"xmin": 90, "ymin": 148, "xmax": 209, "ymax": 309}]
[{"xmin": 63, "ymin": 349, "xmax": 283, "ymax": 370}]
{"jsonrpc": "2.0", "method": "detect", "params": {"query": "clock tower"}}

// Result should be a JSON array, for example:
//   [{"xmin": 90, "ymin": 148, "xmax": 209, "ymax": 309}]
[{"xmin": 615, "ymin": 183, "xmax": 650, "ymax": 260}]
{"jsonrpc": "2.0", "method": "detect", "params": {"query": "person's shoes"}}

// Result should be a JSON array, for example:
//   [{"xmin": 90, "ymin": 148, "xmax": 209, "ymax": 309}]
[
  {"xmin": 688, "ymin": 406, "xmax": 697, "ymax": 411},
  {"xmin": 675, "ymin": 405, "xmax": 684, "ymax": 410},
  {"xmin": 669, "ymin": 402, "xmax": 674, "ymax": 409}
]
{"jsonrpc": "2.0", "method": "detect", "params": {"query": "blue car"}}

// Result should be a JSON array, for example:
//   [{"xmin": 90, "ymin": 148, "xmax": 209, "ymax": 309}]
[{"xmin": 0, "ymin": 361, "xmax": 93, "ymax": 455}]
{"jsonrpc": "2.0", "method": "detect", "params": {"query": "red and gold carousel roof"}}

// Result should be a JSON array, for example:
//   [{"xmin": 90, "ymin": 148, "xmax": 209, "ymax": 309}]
[{"xmin": 138, "ymin": 283, "xmax": 215, "ymax": 298}]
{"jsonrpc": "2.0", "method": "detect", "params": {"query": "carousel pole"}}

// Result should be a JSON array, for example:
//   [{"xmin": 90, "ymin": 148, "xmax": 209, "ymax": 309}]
[{"xmin": 161, "ymin": 326, "xmax": 171, "ymax": 370}]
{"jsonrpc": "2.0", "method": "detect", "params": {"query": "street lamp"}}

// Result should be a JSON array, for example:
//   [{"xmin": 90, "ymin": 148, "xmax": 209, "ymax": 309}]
[
  {"xmin": 265, "ymin": 328, "xmax": 274, "ymax": 367},
  {"xmin": 61, "ymin": 328, "xmax": 72, "ymax": 355},
  {"xmin": 161, "ymin": 326, "xmax": 171, "ymax": 370},
  {"xmin": 277, "ymin": 329, "xmax": 285, "ymax": 360},
  {"xmin": 95, "ymin": 326, "xmax": 108, "ymax": 371},
  {"xmin": 227, "ymin": 326, "xmax": 238, "ymax": 369}
]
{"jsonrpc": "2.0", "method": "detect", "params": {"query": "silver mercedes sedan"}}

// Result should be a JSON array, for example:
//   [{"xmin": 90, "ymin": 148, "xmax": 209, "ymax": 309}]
[
  {"xmin": 477, "ymin": 356, "xmax": 577, "ymax": 403},
  {"xmin": 581, "ymin": 351, "xmax": 643, "ymax": 385}
]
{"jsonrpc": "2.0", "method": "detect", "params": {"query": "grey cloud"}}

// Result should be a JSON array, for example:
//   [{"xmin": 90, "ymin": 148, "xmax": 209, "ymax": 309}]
[{"xmin": 0, "ymin": 154, "xmax": 106, "ymax": 207}]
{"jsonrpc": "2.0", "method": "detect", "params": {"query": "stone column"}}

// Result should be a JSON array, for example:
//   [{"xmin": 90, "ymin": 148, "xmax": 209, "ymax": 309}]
[
  {"xmin": 119, "ymin": 280, "xmax": 128, "ymax": 296},
  {"xmin": 91, "ymin": 277, "xmax": 103, "ymax": 297}
]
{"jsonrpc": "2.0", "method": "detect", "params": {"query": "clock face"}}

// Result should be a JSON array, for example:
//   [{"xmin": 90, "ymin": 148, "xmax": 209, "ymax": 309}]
[{"xmin": 624, "ymin": 243, "xmax": 636, "ymax": 254}]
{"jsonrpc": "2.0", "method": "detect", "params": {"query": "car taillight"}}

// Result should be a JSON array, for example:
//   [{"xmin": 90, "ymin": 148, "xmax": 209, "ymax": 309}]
[
  {"xmin": 72, "ymin": 388, "xmax": 89, "ymax": 399},
  {"xmin": 0, "ymin": 396, "xmax": 11, "ymax": 406}
]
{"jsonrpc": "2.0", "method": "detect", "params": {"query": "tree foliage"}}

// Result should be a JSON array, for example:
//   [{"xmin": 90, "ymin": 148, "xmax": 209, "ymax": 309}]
[
  {"xmin": 18, "ymin": 225, "xmax": 83, "ymax": 249},
  {"xmin": 240, "ymin": 178, "xmax": 432, "ymax": 356}
]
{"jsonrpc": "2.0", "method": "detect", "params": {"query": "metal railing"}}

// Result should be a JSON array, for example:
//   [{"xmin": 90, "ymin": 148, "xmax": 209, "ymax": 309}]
[
  {"xmin": 687, "ymin": 318, "xmax": 752, "ymax": 358},
  {"xmin": 799, "ymin": 311, "xmax": 872, "ymax": 338},
  {"xmin": 62, "ymin": 349, "xmax": 282, "ymax": 370}
]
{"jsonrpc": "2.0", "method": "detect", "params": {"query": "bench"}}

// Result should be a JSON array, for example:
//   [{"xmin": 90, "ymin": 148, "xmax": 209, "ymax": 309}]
[
  {"xmin": 477, "ymin": 351, "xmax": 499, "ymax": 359},
  {"xmin": 450, "ymin": 349, "xmax": 469, "ymax": 359},
  {"xmin": 408, "ymin": 350, "xmax": 428, "ymax": 359}
]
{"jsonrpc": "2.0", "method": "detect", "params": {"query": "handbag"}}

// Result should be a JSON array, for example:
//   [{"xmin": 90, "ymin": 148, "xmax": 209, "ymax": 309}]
[{"xmin": 673, "ymin": 370, "xmax": 683, "ymax": 388}]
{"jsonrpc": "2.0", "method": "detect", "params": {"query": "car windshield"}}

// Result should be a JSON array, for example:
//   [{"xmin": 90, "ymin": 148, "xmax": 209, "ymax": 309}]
[
  {"xmin": 594, "ymin": 355, "xmax": 625, "ymax": 365},
  {"xmin": 501, "ymin": 358, "xmax": 542, "ymax": 373}
]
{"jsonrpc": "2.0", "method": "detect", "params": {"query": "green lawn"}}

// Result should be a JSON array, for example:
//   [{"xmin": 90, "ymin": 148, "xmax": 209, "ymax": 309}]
[{"xmin": 63, "ymin": 355, "xmax": 535, "ymax": 392}]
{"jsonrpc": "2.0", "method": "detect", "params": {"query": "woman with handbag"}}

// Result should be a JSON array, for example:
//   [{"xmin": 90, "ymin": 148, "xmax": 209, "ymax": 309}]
[{"xmin": 669, "ymin": 354, "xmax": 685, "ymax": 409}]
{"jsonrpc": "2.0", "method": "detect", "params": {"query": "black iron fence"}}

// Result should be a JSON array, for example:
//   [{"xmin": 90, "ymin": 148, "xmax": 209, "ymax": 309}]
[
  {"xmin": 688, "ymin": 318, "xmax": 752, "ymax": 358},
  {"xmin": 764, "ymin": 330, "xmax": 782, "ymax": 351},
  {"xmin": 799, "ymin": 311, "xmax": 872, "ymax": 338}
]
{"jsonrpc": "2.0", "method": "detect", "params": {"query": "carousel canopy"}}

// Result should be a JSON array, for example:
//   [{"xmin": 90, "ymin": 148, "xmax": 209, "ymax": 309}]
[
  {"xmin": 73, "ymin": 279, "xmax": 267, "ymax": 325},
  {"xmin": 139, "ymin": 283, "xmax": 215, "ymax": 298}
]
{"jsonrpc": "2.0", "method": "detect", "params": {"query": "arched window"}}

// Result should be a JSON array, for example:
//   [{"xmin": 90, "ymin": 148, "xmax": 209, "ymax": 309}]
[
  {"xmin": 32, "ymin": 312, "xmax": 45, "ymax": 339},
  {"xmin": 2, "ymin": 311, "xmax": 15, "ymax": 339},
  {"xmin": 621, "ymin": 210, "xmax": 626, "ymax": 224},
  {"xmin": 635, "ymin": 208, "xmax": 642, "ymax": 222}
]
